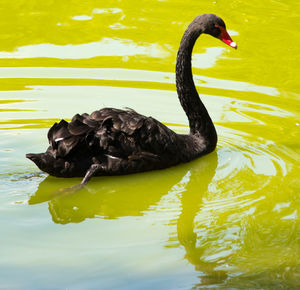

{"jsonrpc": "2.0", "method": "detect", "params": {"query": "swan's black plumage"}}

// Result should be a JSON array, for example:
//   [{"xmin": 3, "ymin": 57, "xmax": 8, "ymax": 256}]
[{"xmin": 26, "ymin": 14, "xmax": 236, "ymax": 186}]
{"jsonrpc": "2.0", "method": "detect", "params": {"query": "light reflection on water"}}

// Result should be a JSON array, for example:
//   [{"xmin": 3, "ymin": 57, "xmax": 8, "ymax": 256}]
[
  {"xmin": 0, "ymin": 39, "xmax": 169, "ymax": 59},
  {"xmin": 0, "ymin": 1, "xmax": 299, "ymax": 288},
  {"xmin": 0, "ymin": 67, "xmax": 279, "ymax": 96}
]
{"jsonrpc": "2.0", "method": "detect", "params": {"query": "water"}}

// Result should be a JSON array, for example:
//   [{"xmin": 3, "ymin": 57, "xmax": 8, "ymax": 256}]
[{"xmin": 0, "ymin": 0, "xmax": 299, "ymax": 288}]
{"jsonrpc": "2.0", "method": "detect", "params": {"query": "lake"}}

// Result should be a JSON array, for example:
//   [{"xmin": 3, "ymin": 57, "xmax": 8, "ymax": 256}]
[{"xmin": 0, "ymin": 0, "xmax": 299, "ymax": 288}]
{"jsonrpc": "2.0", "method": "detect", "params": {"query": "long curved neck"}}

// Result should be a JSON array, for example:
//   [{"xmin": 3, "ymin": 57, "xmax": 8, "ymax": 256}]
[{"xmin": 176, "ymin": 22, "xmax": 217, "ymax": 150}]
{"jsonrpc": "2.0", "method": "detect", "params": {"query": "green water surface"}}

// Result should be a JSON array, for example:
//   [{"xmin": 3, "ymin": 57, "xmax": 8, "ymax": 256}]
[{"xmin": 0, "ymin": 0, "xmax": 299, "ymax": 289}]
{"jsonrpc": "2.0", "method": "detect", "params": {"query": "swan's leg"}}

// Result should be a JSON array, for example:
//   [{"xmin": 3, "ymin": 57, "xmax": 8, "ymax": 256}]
[
  {"xmin": 80, "ymin": 163, "xmax": 103, "ymax": 186},
  {"xmin": 57, "ymin": 163, "xmax": 103, "ymax": 195}
]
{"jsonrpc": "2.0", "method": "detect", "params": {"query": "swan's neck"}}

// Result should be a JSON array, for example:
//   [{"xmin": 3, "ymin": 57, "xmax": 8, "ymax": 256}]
[{"xmin": 176, "ymin": 24, "xmax": 217, "ymax": 150}]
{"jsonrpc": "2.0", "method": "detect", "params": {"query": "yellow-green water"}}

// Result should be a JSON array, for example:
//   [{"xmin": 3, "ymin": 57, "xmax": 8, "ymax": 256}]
[{"xmin": 0, "ymin": 0, "xmax": 299, "ymax": 288}]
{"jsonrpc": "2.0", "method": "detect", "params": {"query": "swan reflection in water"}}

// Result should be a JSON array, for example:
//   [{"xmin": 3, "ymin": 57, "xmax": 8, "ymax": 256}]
[{"xmin": 29, "ymin": 151, "xmax": 225, "ymax": 285}]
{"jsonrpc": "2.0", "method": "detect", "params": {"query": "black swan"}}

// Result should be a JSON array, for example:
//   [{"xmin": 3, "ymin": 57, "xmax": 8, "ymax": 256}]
[{"xmin": 26, "ymin": 14, "xmax": 237, "ymax": 188}]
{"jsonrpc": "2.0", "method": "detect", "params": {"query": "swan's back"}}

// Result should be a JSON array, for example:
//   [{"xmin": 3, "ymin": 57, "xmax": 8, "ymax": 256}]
[{"xmin": 27, "ymin": 108, "xmax": 185, "ymax": 177}]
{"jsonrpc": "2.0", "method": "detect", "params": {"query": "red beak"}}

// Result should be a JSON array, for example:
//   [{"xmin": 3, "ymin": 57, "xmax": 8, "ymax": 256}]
[{"xmin": 217, "ymin": 25, "xmax": 237, "ymax": 49}]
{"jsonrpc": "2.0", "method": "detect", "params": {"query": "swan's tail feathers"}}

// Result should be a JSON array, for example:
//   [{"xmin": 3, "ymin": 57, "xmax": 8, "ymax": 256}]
[
  {"xmin": 26, "ymin": 152, "xmax": 49, "ymax": 170},
  {"xmin": 26, "ymin": 153, "xmax": 42, "ymax": 166},
  {"xmin": 26, "ymin": 152, "xmax": 62, "ymax": 176}
]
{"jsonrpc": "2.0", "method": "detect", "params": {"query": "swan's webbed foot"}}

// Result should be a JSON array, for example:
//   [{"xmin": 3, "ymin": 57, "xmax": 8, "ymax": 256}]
[
  {"xmin": 57, "ymin": 183, "xmax": 85, "ymax": 195},
  {"xmin": 54, "ymin": 163, "xmax": 104, "ymax": 197}
]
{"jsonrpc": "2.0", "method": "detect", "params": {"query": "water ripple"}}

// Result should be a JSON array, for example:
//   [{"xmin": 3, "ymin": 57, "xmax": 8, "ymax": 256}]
[{"xmin": 0, "ymin": 67, "xmax": 279, "ymax": 96}]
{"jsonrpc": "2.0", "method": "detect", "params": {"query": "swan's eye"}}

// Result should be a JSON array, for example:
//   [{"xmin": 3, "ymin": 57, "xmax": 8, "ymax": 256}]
[
  {"xmin": 214, "ymin": 24, "xmax": 222, "ymax": 31},
  {"xmin": 212, "ymin": 24, "xmax": 222, "ymax": 37}
]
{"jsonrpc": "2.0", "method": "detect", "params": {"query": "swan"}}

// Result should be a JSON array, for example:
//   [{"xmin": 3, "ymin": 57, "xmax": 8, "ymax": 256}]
[{"xmin": 26, "ymin": 14, "xmax": 237, "ymax": 188}]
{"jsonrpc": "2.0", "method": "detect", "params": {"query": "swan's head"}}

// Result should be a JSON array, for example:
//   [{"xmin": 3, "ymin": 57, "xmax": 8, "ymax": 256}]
[{"xmin": 194, "ymin": 14, "xmax": 237, "ymax": 49}]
